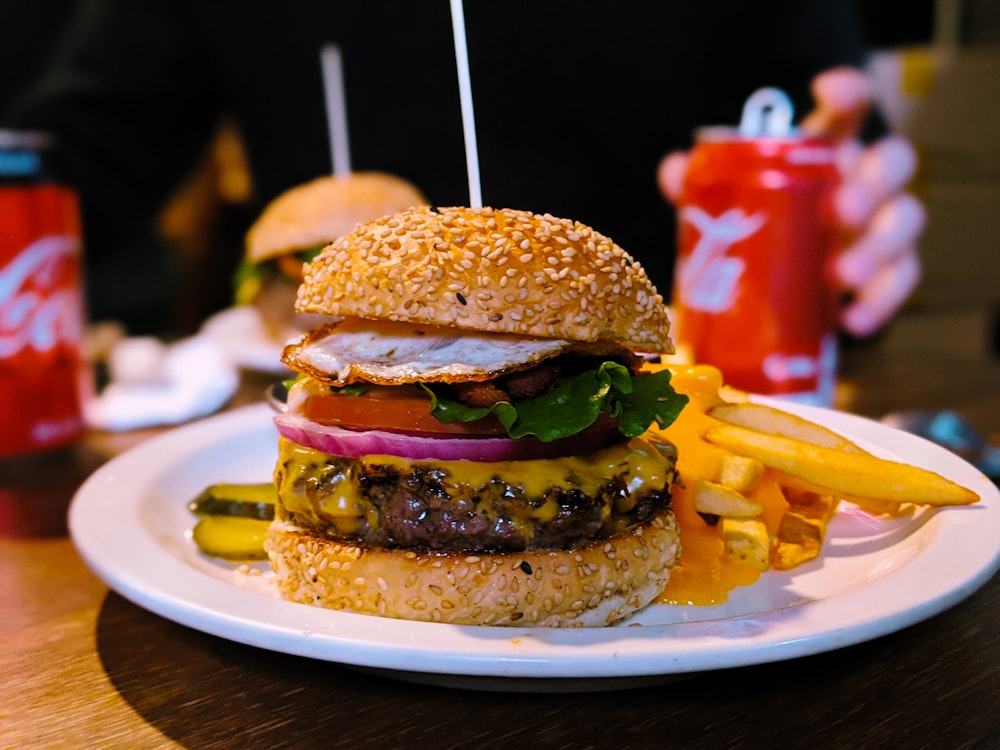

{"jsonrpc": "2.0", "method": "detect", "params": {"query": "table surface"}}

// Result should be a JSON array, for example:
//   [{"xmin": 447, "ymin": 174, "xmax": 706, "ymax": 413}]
[{"xmin": 3, "ymin": 311, "xmax": 999, "ymax": 749}]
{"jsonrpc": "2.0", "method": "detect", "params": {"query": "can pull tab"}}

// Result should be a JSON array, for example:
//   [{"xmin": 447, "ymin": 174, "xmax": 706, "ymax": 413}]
[{"xmin": 739, "ymin": 88, "xmax": 795, "ymax": 137}]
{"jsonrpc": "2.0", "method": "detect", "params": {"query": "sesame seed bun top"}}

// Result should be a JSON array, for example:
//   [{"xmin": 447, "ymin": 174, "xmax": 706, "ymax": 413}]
[
  {"xmin": 245, "ymin": 173, "xmax": 427, "ymax": 263},
  {"xmin": 296, "ymin": 205, "xmax": 674, "ymax": 353}
]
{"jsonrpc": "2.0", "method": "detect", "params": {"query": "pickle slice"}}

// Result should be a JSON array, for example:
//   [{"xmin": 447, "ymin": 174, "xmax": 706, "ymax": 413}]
[
  {"xmin": 188, "ymin": 483, "xmax": 276, "ymax": 521},
  {"xmin": 191, "ymin": 515, "xmax": 271, "ymax": 561}
]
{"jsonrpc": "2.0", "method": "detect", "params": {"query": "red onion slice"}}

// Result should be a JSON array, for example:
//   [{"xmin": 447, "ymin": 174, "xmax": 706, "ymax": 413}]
[{"xmin": 273, "ymin": 412, "xmax": 621, "ymax": 462}]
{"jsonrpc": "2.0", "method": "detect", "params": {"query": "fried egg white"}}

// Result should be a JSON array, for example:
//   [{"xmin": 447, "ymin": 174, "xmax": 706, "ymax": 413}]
[{"xmin": 282, "ymin": 318, "xmax": 576, "ymax": 385}]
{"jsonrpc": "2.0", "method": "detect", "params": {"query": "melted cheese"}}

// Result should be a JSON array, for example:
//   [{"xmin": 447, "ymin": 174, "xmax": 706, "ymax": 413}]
[{"xmin": 648, "ymin": 363, "xmax": 790, "ymax": 606}]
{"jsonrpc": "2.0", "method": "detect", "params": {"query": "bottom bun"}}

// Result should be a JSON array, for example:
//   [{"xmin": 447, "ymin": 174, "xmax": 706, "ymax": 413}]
[{"xmin": 264, "ymin": 509, "xmax": 681, "ymax": 627}]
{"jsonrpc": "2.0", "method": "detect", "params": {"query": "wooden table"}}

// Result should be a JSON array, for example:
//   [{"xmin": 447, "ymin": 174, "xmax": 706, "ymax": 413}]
[{"xmin": 3, "ymin": 313, "xmax": 999, "ymax": 749}]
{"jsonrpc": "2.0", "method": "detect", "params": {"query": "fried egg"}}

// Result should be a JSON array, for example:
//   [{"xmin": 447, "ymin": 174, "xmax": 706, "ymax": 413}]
[{"xmin": 282, "ymin": 318, "xmax": 578, "ymax": 385}]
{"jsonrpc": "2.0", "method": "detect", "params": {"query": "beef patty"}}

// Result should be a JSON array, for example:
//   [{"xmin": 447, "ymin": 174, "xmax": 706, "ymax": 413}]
[{"xmin": 274, "ymin": 439, "xmax": 676, "ymax": 553}]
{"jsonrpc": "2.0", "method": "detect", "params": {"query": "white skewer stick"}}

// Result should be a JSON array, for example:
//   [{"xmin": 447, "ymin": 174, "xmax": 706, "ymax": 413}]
[
  {"xmin": 449, "ymin": 0, "xmax": 483, "ymax": 207},
  {"xmin": 320, "ymin": 43, "xmax": 352, "ymax": 177}
]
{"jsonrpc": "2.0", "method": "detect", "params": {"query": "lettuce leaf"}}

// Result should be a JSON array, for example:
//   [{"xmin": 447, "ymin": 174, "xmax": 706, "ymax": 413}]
[
  {"xmin": 232, "ymin": 259, "xmax": 269, "ymax": 306},
  {"xmin": 423, "ymin": 362, "xmax": 688, "ymax": 443},
  {"xmin": 234, "ymin": 247, "xmax": 326, "ymax": 305}
]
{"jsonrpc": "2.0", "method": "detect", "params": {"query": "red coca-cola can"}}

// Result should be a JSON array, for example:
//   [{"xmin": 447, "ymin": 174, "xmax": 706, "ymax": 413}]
[
  {"xmin": 672, "ymin": 88, "xmax": 840, "ymax": 406},
  {"xmin": 0, "ymin": 130, "xmax": 89, "ymax": 456}
]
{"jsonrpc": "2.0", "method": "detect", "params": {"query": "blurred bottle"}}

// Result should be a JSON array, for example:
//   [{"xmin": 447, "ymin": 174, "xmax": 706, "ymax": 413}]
[
  {"xmin": 672, "ymin": 89, "xmax": 840, "ymax": 407},
  {"xmin": 0, "ymin": 130, "xmax": 91, "ymax": 457}
]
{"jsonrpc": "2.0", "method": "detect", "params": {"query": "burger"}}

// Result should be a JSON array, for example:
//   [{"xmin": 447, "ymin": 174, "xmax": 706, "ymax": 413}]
[
  {"xmin": 234, "ymin": 172, "xmax": 426, "ymax": 342},
  {"xmin": 264, "ymin": 205, "xmax": 688, "ymax": 627}
]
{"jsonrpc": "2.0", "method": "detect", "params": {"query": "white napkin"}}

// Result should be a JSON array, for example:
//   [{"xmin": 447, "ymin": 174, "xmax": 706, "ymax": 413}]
[{"xmin": 85, "ymin": 334, "xmax": 239, "ymax": 431}]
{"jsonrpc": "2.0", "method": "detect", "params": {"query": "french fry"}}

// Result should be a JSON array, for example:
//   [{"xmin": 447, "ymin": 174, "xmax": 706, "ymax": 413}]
[
  {"xmin": 770, "ymin": 489, "xmax": 841, "ymax": 570},
  {"xmin": 720, "ymin": 517, "xmax": 770, "ymax": 570},
  {"xmin": 783, "ymin": 487, "xmax": 839, "ymax": 522},
  {"xmin": 717, "ymin": 454, "xmax": 764, "ymax": 493},
  {"xmin": 708, "ymin": 402, "xmax": 868, "ymax": 455},
  {"xmin": 771, "ymin": 513, "xmax": 824, "ymax": 569},
  {"xmin": 844, "ymin": 495, "xmax": 914, "ymax": 517},
  {"xmin": 717, "ymin": 385, "xmax": 750, "ymax": 404},
  {"xmin": 665, "ymin": 368, "xmax": 981, "ymax": 578},
  {"xmin": 774, "ymin": 469, "xmax": 913, "ymax": 518},
  {"xmin": 693, "ymin": 479, "xmax": 764, "ymax": 518},
  {"xmin": 703, "ymin": 424, "xmax": 980, "ymax": 506}
]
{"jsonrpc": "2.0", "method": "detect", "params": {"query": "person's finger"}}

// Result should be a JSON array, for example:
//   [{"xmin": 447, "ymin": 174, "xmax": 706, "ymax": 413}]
[
  {"xmin": 833, "ymin": 191, "xmax": 926, "ymax": 289},
  {"xmin": 835, "ymin": 139, "xmax": 864, "ymax": 176},
  {"xmin": 799, "ymin": 67, "xmax": 871, "ymax": 142},
  {"xmin": 839, "ymin": 247, "xmax": 922, "ymax": 337},
  {"xmin": 835, "ymin": 136, "xmax": 919, "ymax": 231},
  {"xmin": 657, "ymin": 151, "xmax": 689, "ymax": 204}
]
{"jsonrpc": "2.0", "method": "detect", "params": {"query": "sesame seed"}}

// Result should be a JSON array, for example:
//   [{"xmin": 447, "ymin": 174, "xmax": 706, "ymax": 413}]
[{"xmin": 292, "ymin": 204, "xmax": 674, "ymax": 351}]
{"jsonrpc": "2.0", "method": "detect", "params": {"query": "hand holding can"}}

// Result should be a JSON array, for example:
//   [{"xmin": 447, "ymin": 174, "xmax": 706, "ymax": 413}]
[{"xmin": 671, "ymin": 89, "xmax": 840, "ymax": 406}]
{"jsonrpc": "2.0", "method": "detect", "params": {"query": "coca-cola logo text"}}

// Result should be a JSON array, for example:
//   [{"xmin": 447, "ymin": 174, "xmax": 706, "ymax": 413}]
[
  {"xmin": 677, "ymin": 207, "xmax": 765, "ymax": 313},
  {"xmin": 0, "ymin": 235, "xmax": 83, "ymax": 358}
]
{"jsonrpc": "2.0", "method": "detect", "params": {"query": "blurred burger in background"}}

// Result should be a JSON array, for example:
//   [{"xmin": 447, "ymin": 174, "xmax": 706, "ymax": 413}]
[{"xmin": 234, "ymin": 172, "xmax": 426, "ymax": 343}]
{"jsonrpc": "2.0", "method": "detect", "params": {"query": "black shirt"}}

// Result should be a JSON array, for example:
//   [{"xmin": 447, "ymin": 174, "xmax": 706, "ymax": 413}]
[{"xmin": 4, "ymin": 0, "xmax": 870, "ymax": 325}]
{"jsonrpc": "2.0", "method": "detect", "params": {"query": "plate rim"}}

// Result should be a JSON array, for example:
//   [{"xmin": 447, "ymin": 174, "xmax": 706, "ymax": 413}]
[{"xmin": 69, "ymin": 402, "xmax": 1000, "ymax": 681}]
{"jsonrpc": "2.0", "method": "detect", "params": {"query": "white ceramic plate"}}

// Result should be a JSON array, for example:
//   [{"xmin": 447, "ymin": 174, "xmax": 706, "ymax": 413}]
[{"xmin": 69, "ymin": 402, "xmax": 1000, "ymax": 689}]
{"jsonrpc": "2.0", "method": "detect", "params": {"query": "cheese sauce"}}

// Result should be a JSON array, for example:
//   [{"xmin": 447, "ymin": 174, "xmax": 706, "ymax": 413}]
[{"xmin": 651, "ymin": 364, "xmax": 788, "ymax": 606}]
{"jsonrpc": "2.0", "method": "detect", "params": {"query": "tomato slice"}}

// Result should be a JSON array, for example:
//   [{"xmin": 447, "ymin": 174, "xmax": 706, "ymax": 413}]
[
  {"xmin": 302, "ymin": 391, "xmax": 508, "ymax": 436},
  {"xmin": 276, "ymin": 254, "xmax": 305, "ymax": 282}
]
